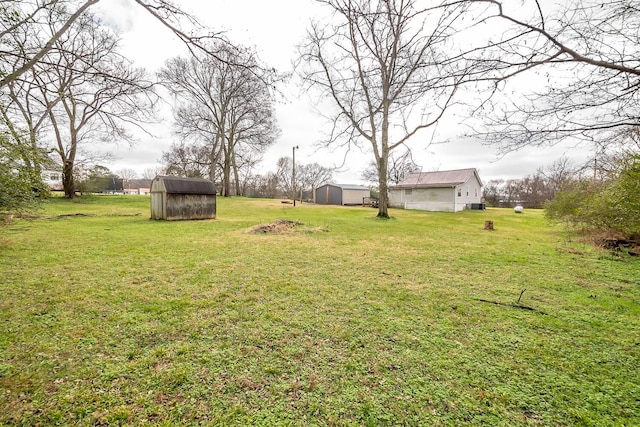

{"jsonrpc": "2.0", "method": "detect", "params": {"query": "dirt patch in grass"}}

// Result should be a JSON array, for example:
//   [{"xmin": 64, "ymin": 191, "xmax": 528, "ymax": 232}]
[{"xmin": 249, "ymin": 219, "xmax": 328, "ymax": 234}]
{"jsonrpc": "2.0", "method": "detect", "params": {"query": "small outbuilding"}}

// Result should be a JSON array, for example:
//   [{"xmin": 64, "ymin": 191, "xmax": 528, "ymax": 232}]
[
  {"xmin": 389, "ymin": 168, "xmax": 483, "ymax": 212},
  {"xmin": 315, "ymin": 183, "xmax": 370, "ymax": 206},
  {"xmin": 150, "ymin": 176, "xmax": 217, "ymax": 220}
]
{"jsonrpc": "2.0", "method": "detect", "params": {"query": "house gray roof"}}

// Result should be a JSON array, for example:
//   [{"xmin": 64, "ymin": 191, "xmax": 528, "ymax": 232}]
[
  {"xmin": 392, "ymin": 168, "xmax": 481, "ymax": 189},
  {"xmin": 152, "ymin": 176, "xmax": 217, "ymax": 195},
  {"xmin": 125, "ymin": 179, "xmax": 152, "ymax": 189}
]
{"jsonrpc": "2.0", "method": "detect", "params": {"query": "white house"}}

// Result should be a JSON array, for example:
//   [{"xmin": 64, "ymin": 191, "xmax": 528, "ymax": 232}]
[
  {"xmin": 41, "ymin": 169, "xmax": 63, "ymax": 191},
  {"xmin": 389, "ymin": 168, "xmax": 483, "ymax": 212},
  {"xmin": 315, "ymin": 183, "xmax": 370, "ymax": 206}
]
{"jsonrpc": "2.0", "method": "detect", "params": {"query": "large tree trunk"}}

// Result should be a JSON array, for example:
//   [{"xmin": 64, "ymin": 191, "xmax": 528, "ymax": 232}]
[
  {"xmin": 223, "ymin": 145, "xmax": 232, "ymax": 197},
  {"xmin": 377, "ymin": 153, "xmax": 389, "ymax": 218},
  {"xmin": 232, "ymin": 150, "xmax": 242, "ymax": 196},
  {"xmin": 62, "ymin": 160, "xmax": 75, "ymax": 199},
  {"xmin": 377, "ymin": 101, "xmax": 391, "ymax": 218},
  {"xmin": 208, "ymin": 135, "xmax": 224, "ymax": 193}
]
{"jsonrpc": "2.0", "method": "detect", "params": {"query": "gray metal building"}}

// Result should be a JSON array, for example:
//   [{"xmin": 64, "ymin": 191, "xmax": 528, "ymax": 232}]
[{"xmin": 315, "ymin": 183, "xmax": 370, "ymax": 206}]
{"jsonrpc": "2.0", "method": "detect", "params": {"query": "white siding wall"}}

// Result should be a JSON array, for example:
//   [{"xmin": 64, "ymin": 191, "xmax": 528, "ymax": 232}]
[
  {"xmin": 454, "ymin": 176, "xmax": 483, "ymax": 211},
  {"xmin": 41, "ymin": 170, "xmax": 63, "ymax": 190},
  {"xmin": 389, "ymin": 187, "xmax": 456, "ymax": 212},
  {"xmin": 388, "ymin": 189, "xmax": 404, "ymax": 208},
  {"xmin": 342, "ymin": 189, "xmax": 369, "ymax": 205}
]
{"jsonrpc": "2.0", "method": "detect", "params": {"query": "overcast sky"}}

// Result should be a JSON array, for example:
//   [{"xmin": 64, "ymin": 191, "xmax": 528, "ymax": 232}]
[{"xmin": 93, "ymin": 0, "xmax": 594, "ymax": 184}]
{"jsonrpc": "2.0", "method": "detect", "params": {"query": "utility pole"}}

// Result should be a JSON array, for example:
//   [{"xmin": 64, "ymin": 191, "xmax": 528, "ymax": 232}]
[{"xmin": 292, "ymin": 145, "xmax": 299, "ymax": 206}]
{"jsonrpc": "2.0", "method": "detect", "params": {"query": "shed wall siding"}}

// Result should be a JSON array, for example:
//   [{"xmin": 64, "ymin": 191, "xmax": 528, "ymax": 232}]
[
  {"xmin": 389, "ymin": 187, "xmax": 455, "ymax": 211},
  {"xmin": 406, "ymin": 201, "xmax": 455, "ymax": 212},
  {"xmin": 165, "ymin": 194, "xmax": 216, "ymax": 220},
  {"xmin": 150, "ymin": 192, "xmax": 165, "ymax": 219},
  {"xmin": 150, "ymin": 176, "xmax": 217, "ymax": 220}
]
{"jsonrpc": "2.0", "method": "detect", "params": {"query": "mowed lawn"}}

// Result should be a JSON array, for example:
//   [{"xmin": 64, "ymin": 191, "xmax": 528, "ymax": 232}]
[{"xmin": 1, "ymin": 196, "xmax": 638, "ymax": 426}]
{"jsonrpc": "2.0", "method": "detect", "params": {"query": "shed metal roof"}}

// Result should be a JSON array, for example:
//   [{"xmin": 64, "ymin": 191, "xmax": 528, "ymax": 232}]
[
  {"xmin": 392, "ymin": 168, "xmax": 481, "ymax": 188},
  {"xmin": 153, "ymin": 176, "xmax": 217, "ymax": 195}
]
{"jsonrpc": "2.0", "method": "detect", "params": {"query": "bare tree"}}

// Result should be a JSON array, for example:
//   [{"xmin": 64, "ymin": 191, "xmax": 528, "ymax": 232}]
[
  {"xmin": 0, "ymin": 1, "xmax": 69, "ymax": 181},
  {"xmin": 482, "ymin": 158, "xmax": 578, "ymax": 208},
  {"xmin": 482, "ymin": 178, "xmax": 504, "ymax": 207},
  {"xmin": 468, "ymin": 0, "xmax": 640, "ymax": 152},
  {"xmin": 361, "ymin": 149, "xmax": 421, "ymax": 186},
  {"xmin": 232, "ymin": 146, "xmax": 265, "ymax": 196},
  {"xmin": 538, "ymin": 156, "xmax": 576, "ymax": 198},
  {"xmin": 275, "ymin": 156, "xmax": 295, "ymax": 199},
  {"xmin": 273, "ymin": 157, "xmax": 333, "ymax": 200},
  {"xmin": 160, "ymin": 142, "xmax": 210, "ymax": 178},
  {"xmin": 0, "ymin": 0, "xmax": 99, "ymax": 88},
  {"xmin": 297, "ymin": 162, "xmax": 333, "ymax": 198},
  {"xmin": 142, "ymin": 166, "xmax": 163, "ymax": 179},
  {"xmin": 298, "ymin": 0, "xmax": 472, "ymax": 218},
  {"xmin": 116, "ymin": 167, "xmax": 137, "ymax": 192},
  {"xmin": 0, "ymin": 0, "xmax": 228, "ymax": 89},
  {"xmin": 219, "ymin": 51, "xmax": 279, "ymax": 196},
  {"xmin": 159, "ymin": 42, "xmax": 279, "ymax": 196},
  {"xmin": 34, "ymin": 10, "xmax": 157, "ymax": 198},
  {"xmin": 245, "ymin": 172, "xmax": 280, "ymax": 199}
]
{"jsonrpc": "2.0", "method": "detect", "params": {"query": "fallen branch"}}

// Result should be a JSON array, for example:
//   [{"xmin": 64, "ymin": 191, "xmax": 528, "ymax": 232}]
[
  {"xmin": 56, "ymin": 213, "xmax": 96, "ymax": 217},
  {"xmin": 471, "ymin": 298, "xmax": 548, "ymax": 316}
]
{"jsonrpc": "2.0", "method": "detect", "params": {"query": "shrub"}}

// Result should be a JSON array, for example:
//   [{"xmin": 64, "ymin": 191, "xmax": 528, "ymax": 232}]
[
  {"xmin": 0, "ymin": 133, "xmax": 47, "ymax": 216},
  {"xmin": 545, "ymin": 154, "xmax": 640, "ymax": 236}
]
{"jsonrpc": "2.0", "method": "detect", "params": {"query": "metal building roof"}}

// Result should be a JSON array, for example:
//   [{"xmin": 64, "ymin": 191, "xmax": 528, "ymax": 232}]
[
  {"xmin": 392, "ymin": 168, "xmax": 481, "ymax": 188},
  {"xmin": 321, "ymin": 183, "xmax": 370, "ymax": 191}
]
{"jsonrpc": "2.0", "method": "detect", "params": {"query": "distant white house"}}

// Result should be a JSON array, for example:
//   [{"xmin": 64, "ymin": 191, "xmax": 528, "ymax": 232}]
[
  {"xmin": 389, "ymin": 168, "xmax": 483, "ymax": 212},
  {"xmin": 41, "ymin": 169, "xmax": 63, "ymax": 191},
  {"xmin": 123, "ymin": 179, "xmax": 152, "ymax": 195},
  {"xmin": 315, "ymin": 183, "xmax": 370, "ymax": 206}
]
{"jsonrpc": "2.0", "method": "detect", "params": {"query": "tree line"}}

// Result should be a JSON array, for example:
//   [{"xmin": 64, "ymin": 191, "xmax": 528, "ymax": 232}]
[
  {"xmin": 64, "ymin": 156, "xmax": 334, "ymax": 202},
  {"xmin": 483, "ymin": 157, "xmax": 579, "ymax": 208}
]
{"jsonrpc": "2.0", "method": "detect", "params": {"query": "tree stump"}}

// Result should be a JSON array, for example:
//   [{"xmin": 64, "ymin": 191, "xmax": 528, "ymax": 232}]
[{"xmin": 484, "ymin": 220, "xmax": 494, "ymax": 230}]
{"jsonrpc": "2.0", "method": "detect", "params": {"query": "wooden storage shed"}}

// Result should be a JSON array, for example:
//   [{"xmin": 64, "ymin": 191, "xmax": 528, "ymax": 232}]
[
  {"xmin": 315, "ymin": 183, "xmax": 370, "ymax": 206},
  {"xmin": 150, "ymin": 176, "xmax": 216, "ymax": 220}
]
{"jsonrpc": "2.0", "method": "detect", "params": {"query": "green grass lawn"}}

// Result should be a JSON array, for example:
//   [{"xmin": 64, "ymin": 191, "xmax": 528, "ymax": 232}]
[{"xmin": 1, "ymin": 196, "xmax": 638, "ymax": 426}]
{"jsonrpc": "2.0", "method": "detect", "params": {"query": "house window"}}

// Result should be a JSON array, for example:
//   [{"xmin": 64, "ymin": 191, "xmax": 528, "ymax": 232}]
[
  {"xmin": 49, "ymin": 173, "xmax": 60, "ymax": 181},
  {"xmin": 457, "ymin": 187, "xmax": 461, "ymax": 197},
  {"xmin": 475, "ymin": 188, "xmax": 478, "ymax": 197},
  {"xmin": 405, "ymin": 189, "xmax": 412, "ymax": 195}
]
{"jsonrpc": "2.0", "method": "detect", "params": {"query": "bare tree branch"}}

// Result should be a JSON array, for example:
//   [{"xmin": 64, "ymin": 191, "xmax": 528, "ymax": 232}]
[
  {"xmin": 0, "ymin": 0, "xmax": 99, "ymax": 88},
  {"xmin": 298, "ymin": 0, "xmax": 473, "ymax": 217}
]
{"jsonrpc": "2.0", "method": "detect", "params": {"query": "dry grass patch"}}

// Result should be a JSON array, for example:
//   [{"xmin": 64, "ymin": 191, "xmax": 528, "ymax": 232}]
[{"xmin": 248, "ymin": 219, "xmax": 328, "ymax": 234}]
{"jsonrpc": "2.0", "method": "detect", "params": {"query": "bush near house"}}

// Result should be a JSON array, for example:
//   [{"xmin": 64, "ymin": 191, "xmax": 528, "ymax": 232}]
[{"xmin": 546, "ymin": 154, "xmax": 640, "ymax": 238}]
